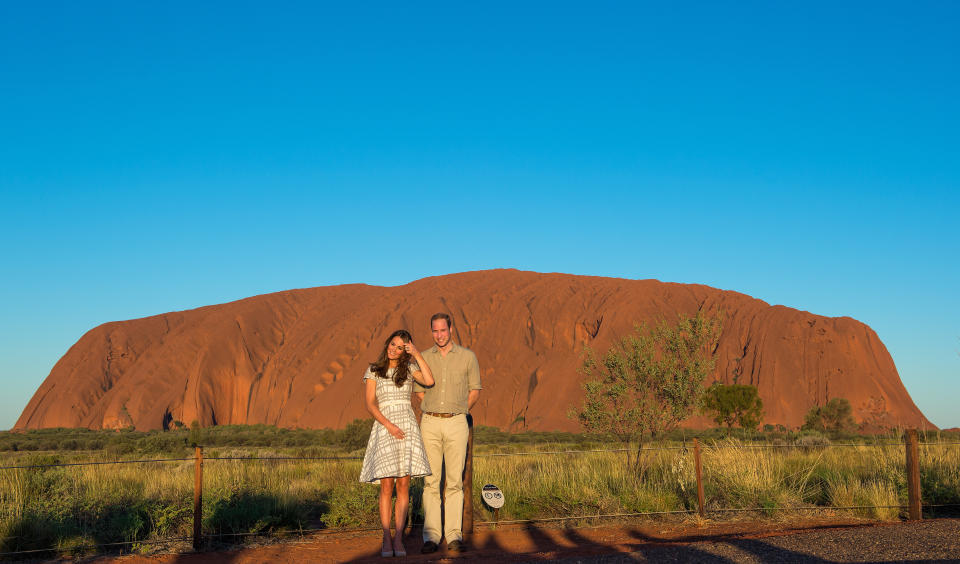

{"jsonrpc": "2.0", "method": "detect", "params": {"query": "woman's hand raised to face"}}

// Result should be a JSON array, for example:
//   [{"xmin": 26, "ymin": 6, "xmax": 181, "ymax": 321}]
[{"xmin": 403, "ymin": 341, "xmax": 419, "ymax": 356}]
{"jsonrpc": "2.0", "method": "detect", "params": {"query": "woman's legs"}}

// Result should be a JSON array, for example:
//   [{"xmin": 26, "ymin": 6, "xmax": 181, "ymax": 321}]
[
  {"xmin": 393, "ymin": 475, "xmax": 411, "ymax": 552},
  {"xmin": 379, "ymin": 478, "xmax": 395, "ymax": 554}
]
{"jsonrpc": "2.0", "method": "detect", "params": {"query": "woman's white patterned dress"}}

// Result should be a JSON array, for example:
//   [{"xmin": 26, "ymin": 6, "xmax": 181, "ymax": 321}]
[{"xmin": 359, "ymin": 365, "xmax": 432, "ymax": 483}]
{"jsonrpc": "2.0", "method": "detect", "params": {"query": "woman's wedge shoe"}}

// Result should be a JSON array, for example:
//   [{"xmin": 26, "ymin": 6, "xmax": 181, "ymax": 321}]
[{"xmin": 393, "ymin": 538, "xmax": 406, "ymax": 557}]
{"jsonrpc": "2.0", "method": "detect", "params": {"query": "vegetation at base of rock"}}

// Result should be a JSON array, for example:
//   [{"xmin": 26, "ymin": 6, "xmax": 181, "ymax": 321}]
[
  {"xmin": 0, "ymin": 423, "xmax": 656, "ymax": 456},
  {"xmin": 702, "ymin": 383, "xmax": 764, "ymax": 430},
  {"xmin": 571, "ymin": 312, "xmax": 723, "ymax": 467},
  {"xmin": 0, "ymin": 422, "xmax": 377, "ymax": 455},
  {"xmin": 0, "ymin": 421, "xmax": 944, "ymax": 455},
  {"xmin": 802, "ymin": 398, "xmax": 858, "ymax": 433}
]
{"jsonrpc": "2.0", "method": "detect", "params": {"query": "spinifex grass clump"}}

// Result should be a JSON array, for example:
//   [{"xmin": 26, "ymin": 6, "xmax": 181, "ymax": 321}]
[
  {"xmin": 919, "ymin": 442, "xmax": 960, "ymax": 513},
  {"xmin": 700, "ymin": 439, "xmax": 902, "ymax": 518}
]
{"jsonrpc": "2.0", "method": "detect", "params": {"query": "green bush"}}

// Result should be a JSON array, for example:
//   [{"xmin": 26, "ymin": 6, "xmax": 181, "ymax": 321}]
[
  {"xmin": 802, "ymin": 398, "xmax": 857, "ymax": 434},
  {"xmin": 702, "ymin": 383, "xmax": 764, "ymax": 430},
  {"xmin": 320, "ymin": 483, "xmax": 378, "ymax": 528},
  {"xmin": 337, "ymin": 419, "xmax": 374, "ymax": 451}
]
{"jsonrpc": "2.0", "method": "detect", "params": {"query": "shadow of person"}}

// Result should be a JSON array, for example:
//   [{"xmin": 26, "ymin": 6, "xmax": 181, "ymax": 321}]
[
  {"xmin": 624, "ymin": 524, "xmax": 865, "ymax": 564},
  {"xmin": 564, "ymin": 526, "xmax": 736, "ymax": 563}
]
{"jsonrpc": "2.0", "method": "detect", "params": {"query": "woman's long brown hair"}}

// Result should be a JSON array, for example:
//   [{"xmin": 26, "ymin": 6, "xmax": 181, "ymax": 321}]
[{"xmin": 369, "ymin": 329, "xmax": 414, "ymax": 387}]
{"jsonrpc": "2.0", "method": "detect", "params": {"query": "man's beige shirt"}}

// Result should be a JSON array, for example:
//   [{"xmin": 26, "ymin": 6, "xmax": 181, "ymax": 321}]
[{"xmin": 414, "ymin": 342, "xmax": 482, "ymax": 414}]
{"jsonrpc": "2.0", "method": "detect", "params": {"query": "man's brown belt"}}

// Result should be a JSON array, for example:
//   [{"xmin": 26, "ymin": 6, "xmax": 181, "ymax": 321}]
[{"xmin": 423, "ymin": 411, "xmax": 457, "ymax": 418}]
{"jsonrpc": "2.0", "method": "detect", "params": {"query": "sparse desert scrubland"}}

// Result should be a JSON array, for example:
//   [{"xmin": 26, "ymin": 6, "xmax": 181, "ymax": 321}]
[{"xmin": 1, "ymin": 427, "xmax": 958, "ymax": 558}]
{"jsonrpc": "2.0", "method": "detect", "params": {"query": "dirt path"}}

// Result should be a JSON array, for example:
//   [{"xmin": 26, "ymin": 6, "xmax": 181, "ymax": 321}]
[{"xmin": 92, "ymin": 519, "xmax": 960, "ymax": 563}]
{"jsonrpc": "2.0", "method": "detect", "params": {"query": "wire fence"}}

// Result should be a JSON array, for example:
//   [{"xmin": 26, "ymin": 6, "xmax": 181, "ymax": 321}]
[
  {"xmin": 1, "ymin": 432, "xmax": 958, "ymax": 557},
  {"xmin": 0, "ymin": 457, "xmax": 195, "ymax": 470}
]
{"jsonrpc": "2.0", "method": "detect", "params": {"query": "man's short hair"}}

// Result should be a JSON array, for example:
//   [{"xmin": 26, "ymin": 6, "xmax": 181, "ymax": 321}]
[{"xmin": 430, "ymin": 312, "xmax": 453, "ymax": 329}]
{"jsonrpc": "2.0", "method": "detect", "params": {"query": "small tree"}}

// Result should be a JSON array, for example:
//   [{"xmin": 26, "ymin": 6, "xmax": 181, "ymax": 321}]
[
  {"xmin": 570, "ymin": 311, "xmax": 722, "ymax": 468},
  {"xmin": 802, "ymin": 398, "xmax": 856, "ymax": 433},
  {"xmin": 702, "ymin": 383, "xmax": 764, "ymax": 431}
]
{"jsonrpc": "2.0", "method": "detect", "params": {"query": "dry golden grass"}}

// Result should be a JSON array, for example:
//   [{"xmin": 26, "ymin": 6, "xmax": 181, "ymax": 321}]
[{"xmin": 1, "ymin": 437, "xmax": 957, "ymax": 556}]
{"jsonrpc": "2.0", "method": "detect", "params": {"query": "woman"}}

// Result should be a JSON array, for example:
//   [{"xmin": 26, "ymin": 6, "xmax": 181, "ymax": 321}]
[{"xmin": 359, "ymin": 329, "xmax": 434, "ymax": 557}]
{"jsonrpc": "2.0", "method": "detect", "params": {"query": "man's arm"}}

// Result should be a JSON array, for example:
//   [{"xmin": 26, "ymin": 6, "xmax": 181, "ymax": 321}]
[{"xmin": 467, "ymin": 351, "xmax": 482, "ymax": 411}]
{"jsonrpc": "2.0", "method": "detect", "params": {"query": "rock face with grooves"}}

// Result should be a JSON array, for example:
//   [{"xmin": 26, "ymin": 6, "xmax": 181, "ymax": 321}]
[{"xmin": 15, "ymin": 270, "xmax": 933, "ymax": 431}]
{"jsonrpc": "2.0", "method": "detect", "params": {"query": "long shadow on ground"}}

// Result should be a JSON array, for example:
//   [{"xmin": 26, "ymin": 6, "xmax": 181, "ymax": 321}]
[{"xmin": 332, "ymin": 520, "xmax": 960, "ymax": 563}]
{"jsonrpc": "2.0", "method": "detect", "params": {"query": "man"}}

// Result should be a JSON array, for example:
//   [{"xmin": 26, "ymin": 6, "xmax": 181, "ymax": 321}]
[{"xmin": 414, "ymin": 312, "xmax": 482, "ymax": 554}]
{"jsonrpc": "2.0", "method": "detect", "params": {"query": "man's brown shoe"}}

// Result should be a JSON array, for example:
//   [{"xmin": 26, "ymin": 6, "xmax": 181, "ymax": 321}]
[
  {"xmin": 421, "ymin": 540, "xmax": 439, "ymax": 554},
  {"xmin": 447, "ymin": 540, "xmax": 467, "ymax": 553}
]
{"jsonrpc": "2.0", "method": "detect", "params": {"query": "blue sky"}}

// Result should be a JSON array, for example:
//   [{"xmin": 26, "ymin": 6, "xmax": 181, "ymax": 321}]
[{"xmin": 1, "ymin": 1, "xmax": 957, "ymax": 430}]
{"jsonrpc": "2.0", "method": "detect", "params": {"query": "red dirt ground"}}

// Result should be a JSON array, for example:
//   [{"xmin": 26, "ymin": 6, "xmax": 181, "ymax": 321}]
[{"xmin": 93, "ymin": 517, "xmax": 920, "ymax": 563}]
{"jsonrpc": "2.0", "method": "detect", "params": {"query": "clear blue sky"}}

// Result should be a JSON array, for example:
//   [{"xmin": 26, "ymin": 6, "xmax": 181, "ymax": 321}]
[{"xmin": 1, "ymin": 1, "xmax": 957, "ymax": 430}]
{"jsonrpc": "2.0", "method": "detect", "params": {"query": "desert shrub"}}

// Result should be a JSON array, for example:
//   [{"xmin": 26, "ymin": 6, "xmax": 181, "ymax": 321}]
[
  {"xmin": 797, "ymin": 432, "xmax": 832, "ymax": 449},
  {"xmin": 320, "ymin": 483, "xmax": 379, "ymax": 528},
  {"xmin": 572, "ymin": 312, "xmax": 723, "ymax": 467},
  {"xmin": 204, "ymin": 491, "xmax": 306, "ymax": 538},
  {"xmin": 702, "ymin": 383, "xmax": 764, "ymax": 430},
  {"xmin": 802, "ymin": 398, "xmax": 857, "ymax": 434},
  {"xmin": 139, "ymin": 433, "xmax": 188, "ymax": 455},
  {"xmin": 145, "ymin": 502, "xmax": 191, "ymax": 538},
  {"xmin": 336, "ymin": 419, "xmax": 374, "ymax": 451}
]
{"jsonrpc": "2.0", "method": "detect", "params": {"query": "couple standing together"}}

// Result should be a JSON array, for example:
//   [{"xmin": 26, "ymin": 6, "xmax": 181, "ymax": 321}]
[{"xmin": 358, "ymin": 313, "xmax": 481, "ymax": 557}]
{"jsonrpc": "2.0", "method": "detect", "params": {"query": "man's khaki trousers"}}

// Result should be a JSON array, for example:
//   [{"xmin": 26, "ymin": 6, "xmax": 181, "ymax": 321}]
[{"xmin": 420, "ymin": 413, "xmax": 468, "ymax": 543}]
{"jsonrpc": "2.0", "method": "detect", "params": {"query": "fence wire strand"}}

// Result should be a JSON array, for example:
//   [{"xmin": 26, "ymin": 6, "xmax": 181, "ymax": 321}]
[
  {"xmin": 205, "ymin": 455, "xmax": 363, "ymax": 462},
  {"xmin": 0, "ymin": 535, "xmax": 192, "ymax": 557},
  {"xmin": 0, "ymin": 456, "xmax": 194, "ymax": 470}
]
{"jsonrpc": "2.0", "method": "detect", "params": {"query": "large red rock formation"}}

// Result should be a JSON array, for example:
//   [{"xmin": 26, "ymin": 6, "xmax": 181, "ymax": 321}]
[{"xmin": 15, "ymin": 270, "xmax": 933, "ymax": 431}]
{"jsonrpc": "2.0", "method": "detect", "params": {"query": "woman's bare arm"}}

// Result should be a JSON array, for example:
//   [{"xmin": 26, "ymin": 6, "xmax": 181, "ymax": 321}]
[{"xmin": 405, "ymin": 343, "xmax": 434, "ymax": 387}]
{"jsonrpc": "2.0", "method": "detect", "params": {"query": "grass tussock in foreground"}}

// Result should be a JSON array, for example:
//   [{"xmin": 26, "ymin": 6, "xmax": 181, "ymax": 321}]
[{"xmin": 1, "ymin": 428, "xmax": 958, "ymax": 558}]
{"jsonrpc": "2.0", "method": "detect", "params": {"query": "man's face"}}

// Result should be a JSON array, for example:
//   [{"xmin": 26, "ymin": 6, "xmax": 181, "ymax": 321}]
[{"xmin": 431, "ymin": 319, "xmax": 451, "ymax": 348}]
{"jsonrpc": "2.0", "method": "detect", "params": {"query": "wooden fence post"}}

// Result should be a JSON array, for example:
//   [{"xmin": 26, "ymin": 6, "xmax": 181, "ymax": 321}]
[
  {"xmin": 193, "ymin": 446, "xmax": 204, "ymax": 550},
  {"xmin": 905, "ymin": 429, "xmax": 922, "ymax": 520},
  {"xmin": 462, "ymin": 414, "xmax": 474, "ymax": 535},
  {"xmin": 693, "ymin": 438, "xmax": 705, "ymax": 518}
]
